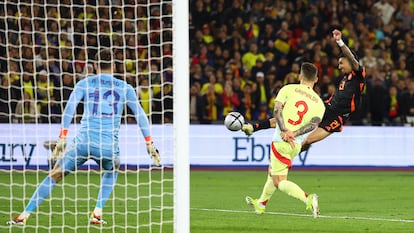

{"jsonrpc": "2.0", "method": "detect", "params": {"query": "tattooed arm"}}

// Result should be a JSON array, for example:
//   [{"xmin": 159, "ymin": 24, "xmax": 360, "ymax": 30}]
[
  {"xmin": 332, "ymin": 29, "xmax": 359, "ymax": 71},
  {"xmin": 273, "ymin": 101, "xmax": 287, "ymax": 132},
  {"xmin": 293, "ymin": 116, "xmax": 322, "ymax": 137}
]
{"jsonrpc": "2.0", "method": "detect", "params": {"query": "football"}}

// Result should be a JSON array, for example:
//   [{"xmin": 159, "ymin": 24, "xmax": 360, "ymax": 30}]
[{"xmin": 224, "ymin": 112, "xmax": 245, "ymax": 131}]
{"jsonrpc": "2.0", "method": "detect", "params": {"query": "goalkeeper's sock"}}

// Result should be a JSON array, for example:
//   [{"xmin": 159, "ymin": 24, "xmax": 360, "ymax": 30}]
[
  {"xmin": 253, "ymin": 119, "xmax": 271, "ymax": 132},
  {"xmin": 95, "ymin": 170, "xmax": 119, "ymax": 209},
  {"xmin": 257, "ymin": 175, "xmax": 276, "ymax": 206},
  {"xmin": 18, "ymin": 211, "xmax": 30, "ymax": 220},
  {"xmin": 93, "ymin": 207, "xmax": 103, "ymax": 217},
  {"xmin": 24, "ymin": 176, "xmax": 57, "ymax": 213},
  {"xmin": 278, "ymin": 180, "xmax": 307, "ymax": 203}
]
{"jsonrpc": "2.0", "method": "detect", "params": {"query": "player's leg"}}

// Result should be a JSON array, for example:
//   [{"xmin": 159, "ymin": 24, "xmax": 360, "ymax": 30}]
[
  {"xmin": 7, "ymin": 145, "xmax": 85, "ymax": 225},
  {"xmin": 245, "ymin": 172, "xmax": 276, "ymax": 215},
  {"xmin": 276, "ymin": 177, "xmax": 319, "ymax": 218},
  {"xmin": 6, "ymin": 165, "xmax": 61, "ymax": 225},
  {"xmin": 242, "ymin": 117, "xmax": 276, "ymax": 136},
  {"xmin": 257, "ymin": 173, "xmax": 277, "ymax": 205},
  {"xmin": 270, "ymin": 142, "xmax": 307, "ymax": 202},
  {"xmin": 301, "ymin": 127, "xmax": 331, "ymax": 151},
  {"xmin": 90, "ymin": 151, "xmax": 120, "ymax": 225},
  {"xmin": 271, "ymin": 142, "xmax": 319, "ymax": 217},
  {"xmin": 302, "ymin": 110, "xmax": 343, "ymax": 152},
  {"xmin": 245, "ymin": 141, "xmax": 291, "ymax": 214}
]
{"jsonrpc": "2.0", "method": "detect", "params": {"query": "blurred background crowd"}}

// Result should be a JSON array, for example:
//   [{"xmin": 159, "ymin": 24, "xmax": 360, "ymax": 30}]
[
  {"xmin": 189, "ymin": 0, "xmax": 414, "ymax": 126},
  {"xmin": 0, "ymin": 0, "xmax": 173, "ymax": 124},
  {"xmin": 0, "ymin": 0, "xmax": 413, "ymax": 126}
]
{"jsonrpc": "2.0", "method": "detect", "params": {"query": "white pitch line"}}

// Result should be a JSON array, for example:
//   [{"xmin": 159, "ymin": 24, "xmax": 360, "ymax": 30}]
[
  {"xmin": 191, "ymin": 207, "xmax": 414, "ymax": 223},
  {"xmin": 2, "ymin": 206, "xmax": 413, "ymax": 223}
]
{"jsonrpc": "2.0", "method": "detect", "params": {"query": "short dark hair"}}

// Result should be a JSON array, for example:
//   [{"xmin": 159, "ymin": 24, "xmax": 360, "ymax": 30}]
[
  {"xmin": 300, "ymin": 62, "xmax": 318, "ymax": 81},
  {"xmin": 94, "ymin": 48, "xmax": 113, "ymax": 70}
]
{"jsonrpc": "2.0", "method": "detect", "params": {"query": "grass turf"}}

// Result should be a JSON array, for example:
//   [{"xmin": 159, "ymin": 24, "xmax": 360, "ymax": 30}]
[{"xmin": 0, "ymin": 169, "xmax": 413, "ymax": 232}]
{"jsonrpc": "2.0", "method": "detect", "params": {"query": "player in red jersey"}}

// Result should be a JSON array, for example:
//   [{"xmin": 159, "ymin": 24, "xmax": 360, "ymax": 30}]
[{"xmin": 242, "ymin": 29, "xmax": 366, "ymax": 151}]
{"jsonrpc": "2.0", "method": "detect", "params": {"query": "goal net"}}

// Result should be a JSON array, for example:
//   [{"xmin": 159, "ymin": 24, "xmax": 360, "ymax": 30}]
[{"xmin": 0, "ymin": 0, "xmax": 188, "ymax": 232}]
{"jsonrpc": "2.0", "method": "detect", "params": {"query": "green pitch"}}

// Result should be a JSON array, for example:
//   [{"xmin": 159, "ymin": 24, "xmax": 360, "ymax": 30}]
[
  {"xmin": 0, "ymin": 169, "xmax": 174, "ymax": 233},
  {"xmin": 191, "ymin": 170, "xmax": 414, "ymax": 233},
  {"xmin": 1, "ymin": 170, "xmax": 414, "ymax": 232}
]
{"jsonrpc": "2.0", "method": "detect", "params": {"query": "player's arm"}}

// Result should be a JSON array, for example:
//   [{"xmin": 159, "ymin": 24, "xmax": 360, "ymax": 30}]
[
  {"xmin": 62, "ymin": 81, "xmax": 85, "ymax": 128},
  {"xmin": 126, "ymin": 86, "xmax": 150, "ymax": 137},
  {"xmin": 126, "ymin": 85, "xmax": 160, "ymax": 166},
  {"xmin": 273, "ymin": 100, "xmax": 296, "ymax": 148},
  {"xmin": 273, "ymin": 85, "xmax": 290, "ymax": 132},
  {"xmin": 293, "ymin": 116, "xmax": 322, "ymax": 137},
  {"xmin": 53, "ymin": 81, "xmax": 85, "ymax": 158},
  {"xmin": 273, "ymin": 100, "xmax": 287, "ymax": 132},
  {"xmin": 333, "ymin": 29, "xmax": 359, "ymax": 71}
]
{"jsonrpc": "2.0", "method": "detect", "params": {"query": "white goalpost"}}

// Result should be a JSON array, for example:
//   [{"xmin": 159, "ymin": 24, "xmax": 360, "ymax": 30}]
[
  {"xmin": 172, "ymin": 0, "xmax": 190, "ymax": 232},
  {"xmin": 0, "ymin": 0, "xmax": 189, "ymax": 232}
]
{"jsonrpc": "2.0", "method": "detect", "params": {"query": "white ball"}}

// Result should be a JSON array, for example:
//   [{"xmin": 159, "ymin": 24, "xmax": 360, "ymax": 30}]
[{"xmin": 224, "ymin": 112, "xmax": 245, "ymax": 131}]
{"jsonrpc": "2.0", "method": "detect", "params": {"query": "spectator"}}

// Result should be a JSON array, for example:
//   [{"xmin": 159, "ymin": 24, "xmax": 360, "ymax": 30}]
[
  {"xmin": 274, "ymin": 56, "xmax": 291, "ymax": 83},
  {"xmin": 191, "ymin": 44, "xmax": 213, "ymax": 69},
  {"xmin": 214, "ymin": 26, "xmax": 232, "ymax": 51},
  {"xmin": 244, "ymin": 16, "xmax": 260, "ymax": 42},
  {"xmin": 253, "ymin": 102, "xmax": 271, "ymax": 121},
  {"xmin": 231, "ymin": 76, "xmax": 244, "ymax": 100},
  {"xmin": 152, "ymin": 83, "xmax": 173, "ymax": 124},
  {"xmin": 209, "ymin": 2, "xmax": 226, "ymax": 28},
  {"xmin": 212, "ymin": 46, "xmax": 226, "ymax": 70},
  {"xmin": 137, "ymin": 78, "xmax": 152, "ymax": 116},
  {"xmin": 264, "ymin": 72, "xmax": 276, "ymax": 90},
  {"xmin": 257, "ymin": 23, "xmax": 277, "ymax": 54},
  {"xmin": 252, "ymin": 71, "xmax": 270, "ymax": 113},
  {"xmin": 0, "ymin": 77, "xmax": 12, "ymax": 123},
  {"xmin": 360, "ymin": 48, "xmax": 378, "ymax": 73},
  {"xmin": 4, "ymin": 60, "xmax": 20, "ymax": 84},
  {"xmin": 200, "ymin": 73, "xmax": 223, "ymax": 95},
  {"xmin": 17, "ymin": 70, "xmax": 36, "ymax": 101},
  {"xmin": 373, "ymin": 0, "xmax": 396, "ymax": 25},
  {"xmin": 242, "ymin": 43, "xmax": 265, "ymax": 70},
  {"xmin": 239, "ymin": 83, "xmax": 255, "ymax": 120},
  {"xmin": 201, "ymin": 84, "xmax": 222, "ymax": 123},
  {"xmin": 273, "ymin": 30, "xmax": 292, "ymax": 58},
  {"xmin": 60, "ymin": 74, "xmax": 75, "ymax": 106},
  {"xmin": 392, "ymin": 40, "xmax": 408, "ymax": 63},
  {"xmin": 283, "ymin": 62, "xmax": 300, "ymax": 85},
  {"xmin": 224, "ymin": 0, "xmax": 245, "ymax": 30},
  {"xmin": 262, "ymin": 52, "xmax": 276, "ymax": 72},
  {"xmin": 14, "ymin": 91, "xmax": 39, "ymax": 123},
  {"xmin": 385, "ymin": 85, "xmax": 403, "ymax": 126},
  {"xmin": 190, "ymin": 0, "xmax": 209, "ymax": 29},
  {"xmin": 189, "ymin": 82, "xmax": 204, "ymax": 123},
  {"xmin": 221, "ymin": 81, "xmax": 240, "ymax": 117},
  {"xmin": 201, "ymin": 24, "xmax": 214, "ymax": 44},
  {"xmin": 401, "ymin": 79, "xmax": 414, "ymax": 126},
  {"xmin": 367, "ymin": 77, "xmax": 388, "ymax": 126},
  {"xmin": 250, "ymin": 59, "xmax": 266, "ymax": 82},
  {"xmin": 37, "ymin": 70, "xmax": 58, "ymax": 123}
]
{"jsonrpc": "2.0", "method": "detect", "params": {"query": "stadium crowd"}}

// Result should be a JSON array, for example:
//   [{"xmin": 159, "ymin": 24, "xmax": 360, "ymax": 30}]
[
  {"xmin": 0, "ymin": 0, "xmax": 413, "ymax": 126},
  {"xmin": 0, "ymin": 0, "xmax": 173, "ymax": 124},
  {"xmin": 189, "ymin": 0, "xmax": 414, "ymax": 126}
]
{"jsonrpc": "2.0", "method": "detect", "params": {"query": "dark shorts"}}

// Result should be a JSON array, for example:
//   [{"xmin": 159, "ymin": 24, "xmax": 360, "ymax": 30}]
[{"xmin": 319, "ymin": 107, "xmax": 348, "ymax": 133}]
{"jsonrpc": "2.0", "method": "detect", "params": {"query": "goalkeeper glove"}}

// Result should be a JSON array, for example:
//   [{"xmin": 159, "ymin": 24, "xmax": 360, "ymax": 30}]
[
  {"xmin": 146, "ymin": 140, "xmax": 161, "ymax": 166},
  {"xmin": 52, "ymin": 128, "xmax": 68, "ymax": 159}
]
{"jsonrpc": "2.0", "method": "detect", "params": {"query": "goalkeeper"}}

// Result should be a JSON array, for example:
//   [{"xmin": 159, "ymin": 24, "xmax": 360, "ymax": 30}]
[{"xmin": 7, "ymin": 48, "xmax": 161, "ymax": 225}]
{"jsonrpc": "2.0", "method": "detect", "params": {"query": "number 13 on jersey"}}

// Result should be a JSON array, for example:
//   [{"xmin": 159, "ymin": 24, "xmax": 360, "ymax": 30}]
[{"xmin": 89, "ymin": 88, "xmax": 121, "ymax": 116}]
